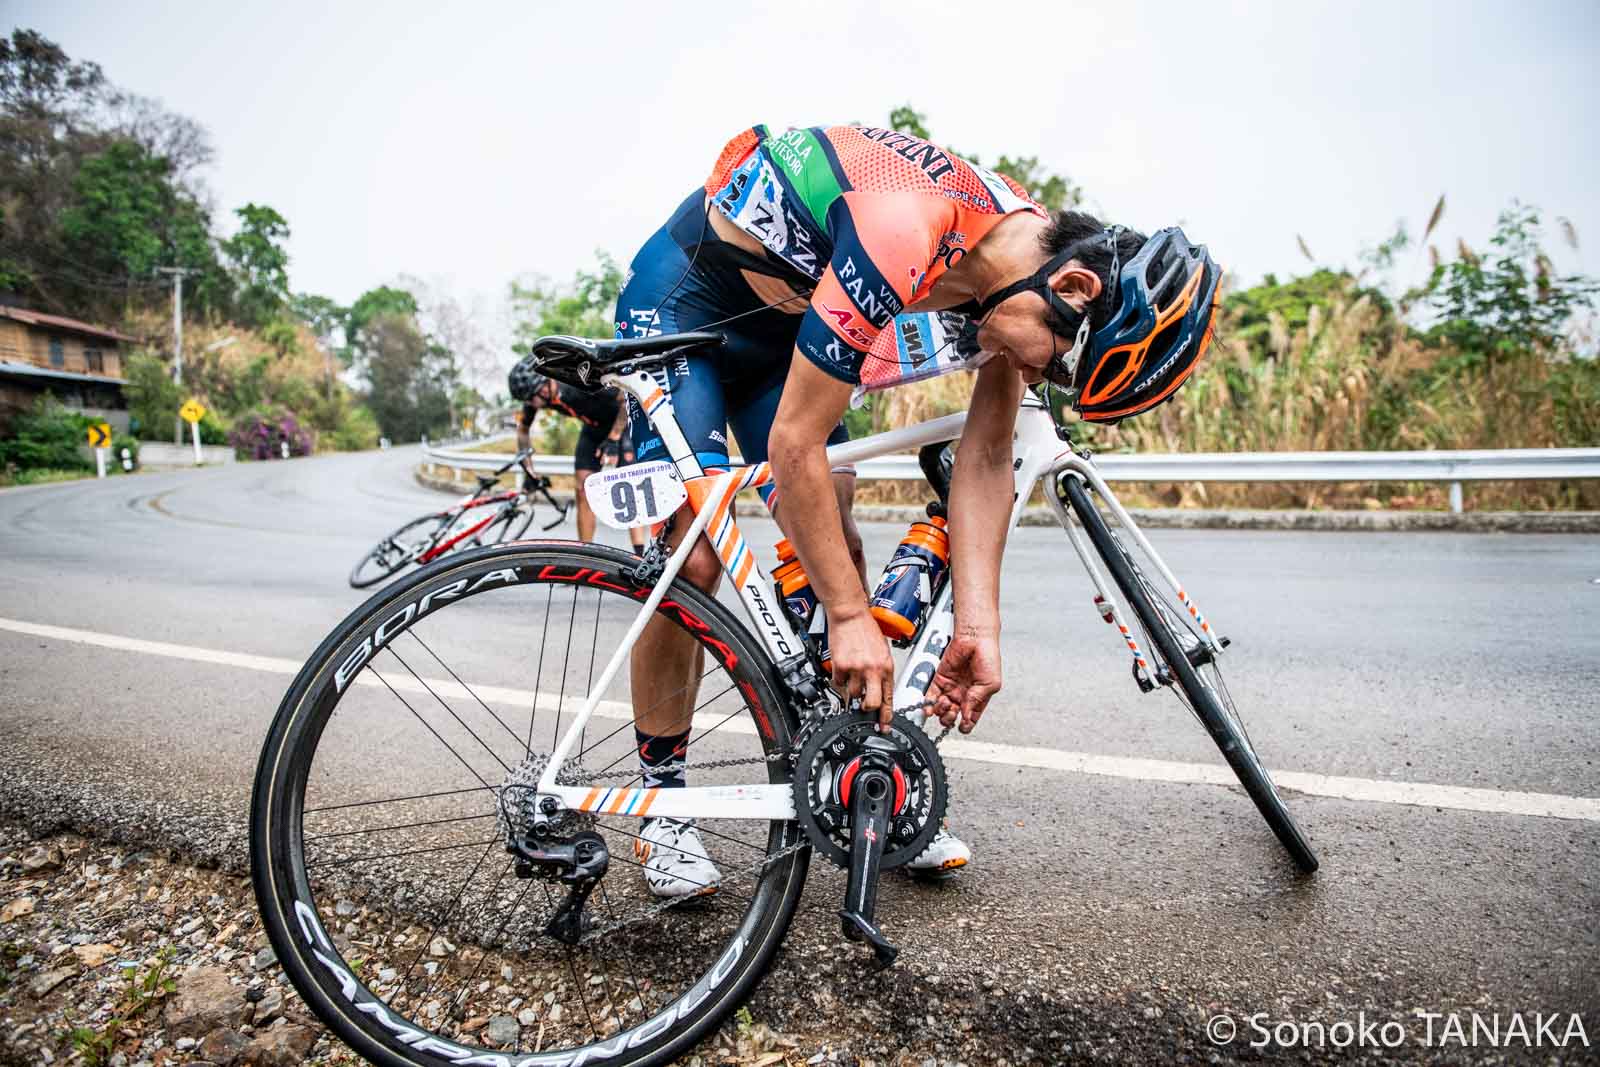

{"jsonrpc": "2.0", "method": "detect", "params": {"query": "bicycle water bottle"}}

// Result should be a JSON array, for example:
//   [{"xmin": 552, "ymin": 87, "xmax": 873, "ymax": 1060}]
[
  {"xmin": 870, "ymin": 506, "xmax": 950, "ymax": 640},
  {"xmin": 773, "ymin": 539, "xmax": 831, "ymax": 672}
]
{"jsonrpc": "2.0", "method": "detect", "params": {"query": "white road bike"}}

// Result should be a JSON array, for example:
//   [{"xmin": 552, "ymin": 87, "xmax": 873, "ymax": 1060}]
[{"xmin": 252, "ymin": 330, "xmax": 1317, "ymax": 1067}]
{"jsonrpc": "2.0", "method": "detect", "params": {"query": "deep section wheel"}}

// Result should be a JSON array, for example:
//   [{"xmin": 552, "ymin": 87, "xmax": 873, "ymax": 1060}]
[{"xmin": 255, "ymin": 542, "xmax": 808, "ymax": 1067}]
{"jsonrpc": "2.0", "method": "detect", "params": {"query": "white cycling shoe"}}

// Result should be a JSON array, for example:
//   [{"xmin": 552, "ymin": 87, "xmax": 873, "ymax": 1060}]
[
  {"xmin": 905, "ymin": 827, "xmax": 972, "ymax": 880},
  {"xmin": 636, "ymin": 817, "xmax": 722, "ymax": 900}
]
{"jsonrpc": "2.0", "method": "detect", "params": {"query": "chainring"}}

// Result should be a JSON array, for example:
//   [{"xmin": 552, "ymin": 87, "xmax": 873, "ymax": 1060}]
[{"xmin": 792, "ymin": 711, "xmax": 947, "ymax": 869}]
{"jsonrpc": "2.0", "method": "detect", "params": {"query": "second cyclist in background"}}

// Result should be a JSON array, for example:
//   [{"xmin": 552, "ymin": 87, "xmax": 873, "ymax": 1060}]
[{"xmin": 509, "ymin": 359, "xmax": 647, "ymax": 553}]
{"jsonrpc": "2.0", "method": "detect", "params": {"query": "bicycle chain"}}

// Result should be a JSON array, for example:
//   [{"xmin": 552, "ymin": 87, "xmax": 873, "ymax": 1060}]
[{"xmin": 572, "ymin": 699, "xmax": 949, "ymax": 944}]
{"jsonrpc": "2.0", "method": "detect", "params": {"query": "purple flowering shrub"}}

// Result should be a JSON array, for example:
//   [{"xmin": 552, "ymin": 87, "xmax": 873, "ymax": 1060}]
[{"xmin": 229, "ymin": 411, "xmax": 314, "ymax": 460}]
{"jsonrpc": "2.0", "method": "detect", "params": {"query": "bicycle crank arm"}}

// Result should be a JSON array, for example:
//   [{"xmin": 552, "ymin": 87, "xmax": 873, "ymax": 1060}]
[{"xmin": 838, "ymin": 760, "xmax": 899, "ymax": 970}]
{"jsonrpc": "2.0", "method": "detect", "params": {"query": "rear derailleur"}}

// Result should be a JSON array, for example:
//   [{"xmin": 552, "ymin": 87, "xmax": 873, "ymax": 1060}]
[
  {"xmin": 498, "ymin": 755, "xmax": 606, "ymax": 945},
  {"xmin": 792, "ymin": 710, "xmax": 948, "ymax": 970}
]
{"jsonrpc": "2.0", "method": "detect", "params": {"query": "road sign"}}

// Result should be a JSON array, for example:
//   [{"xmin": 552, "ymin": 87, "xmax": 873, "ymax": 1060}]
[
  {"xmin": 86, "ymin": 423, "xmax": 112, "ymax": 448},
  {"xmin": 179, "ymin": 398, "xmax": 206, "ymax": 424}
]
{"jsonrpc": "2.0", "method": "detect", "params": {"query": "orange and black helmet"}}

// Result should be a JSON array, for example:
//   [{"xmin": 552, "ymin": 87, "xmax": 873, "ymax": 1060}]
[
  {"xmin": 1066, "ymin": 226, "xmax": 1220, "ymax": 422},
  {"xmin": 978, "ymin": 225, "xmax": 1220, "ymax": 422}
]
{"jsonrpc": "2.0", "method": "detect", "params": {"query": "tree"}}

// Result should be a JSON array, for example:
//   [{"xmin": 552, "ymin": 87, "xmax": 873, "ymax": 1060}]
[
  {"xmin": 222, "ymin": 203, "xmax": 291, "ymax": 327},
  {"xmin": 1413, "ymin": 203, "xmax": 1597, "ymax": 369},
  {"xmin": 0, "ymin": 29, "xmax": 116, "ymax": 307},
  {"xmin": 508, "ymin": 252, "xmax": 624, "ymax": 354},
  {"xmin": 404, "ymin": 276, "xmax": 500, "ymax": 393},
  {"xmin": 291, "ymin": 292, "xmax": 347, "ymax": 347},
  {"xmin": 100, "ymin": 91, "xmax": 213, "ymax": 195},
  {"xmin": 360, "ymin": 311, "xmax": 455, "ymax": 442},
  {"xmin": 347, "ymin": 285, "xmax": 418, "ymax": 354},
  {"xmin": 121, "ymin": 350, "xmax": 181, "ymax": 439},
  {"xmin": 0, "ymin": 28, "xmax": 107, "ymax": 153},
  {"xmin": 55, "ymin": 139, "xmax": 224, "ymax": 311}
]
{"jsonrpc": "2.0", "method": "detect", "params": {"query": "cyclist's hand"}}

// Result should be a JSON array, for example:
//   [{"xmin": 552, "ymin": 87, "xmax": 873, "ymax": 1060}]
[
  {"xmin": 928, "ymin": 628, "xmax": 1002, "ymax": 734},
  {"xmin": 829, "ymin": 610, "xmax": 895, "ymax": 727},
  {"xmin": 521, "ymin": 471, "xmax": 539, "ymax": 493},
  {"xmin": 600, "ymin": 438, "xmax": 622, "ymax": 468}
]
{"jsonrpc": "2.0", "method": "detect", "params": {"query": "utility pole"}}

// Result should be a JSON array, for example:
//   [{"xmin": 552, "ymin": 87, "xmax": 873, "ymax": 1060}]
[{"xmin": 158, "ymin": 267, "xmax": 197, "ymax": 444}]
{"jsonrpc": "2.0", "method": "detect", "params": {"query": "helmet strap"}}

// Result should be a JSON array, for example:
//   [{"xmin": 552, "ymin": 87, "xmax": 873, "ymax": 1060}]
[{"xmin": 974, "ymin": 229, "xmax": 1116, "ymax": 337}]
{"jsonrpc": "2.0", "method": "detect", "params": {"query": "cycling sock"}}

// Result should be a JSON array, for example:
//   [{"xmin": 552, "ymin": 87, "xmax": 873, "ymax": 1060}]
[{"xmin": 635, "ymin": 727, "xmax": 690, "ymax": 789}]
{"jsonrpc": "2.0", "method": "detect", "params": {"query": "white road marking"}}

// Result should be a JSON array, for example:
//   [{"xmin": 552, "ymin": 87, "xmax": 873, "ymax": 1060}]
[{"xmin": 4, "ymin": 616, "xmax": 1598, "ymax": 823}]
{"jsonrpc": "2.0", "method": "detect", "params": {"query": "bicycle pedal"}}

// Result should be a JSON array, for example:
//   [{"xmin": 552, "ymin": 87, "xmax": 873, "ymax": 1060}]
[{"xmin": 839, "ymin": 910, "xmax": 899, "ymax": 970}]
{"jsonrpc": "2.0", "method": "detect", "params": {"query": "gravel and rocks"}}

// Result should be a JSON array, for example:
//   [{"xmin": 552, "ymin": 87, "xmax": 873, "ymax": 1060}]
[
  {"xmin": 2, "ymin": 818, "xmax": 1586, "ymax": 1066},
  {"xmin": 0, "ymin": 823, "xmax": 969, "ymax": 1065},
  {"xmin": 0, "ymin": 824, "xmax": 359, "ymax": 1066}
]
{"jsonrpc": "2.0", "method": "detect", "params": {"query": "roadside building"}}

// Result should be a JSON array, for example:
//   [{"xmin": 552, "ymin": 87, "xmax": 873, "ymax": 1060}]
[{"xmin": 0, "ymin": 305, "xmax": 136, "ymax": 435}]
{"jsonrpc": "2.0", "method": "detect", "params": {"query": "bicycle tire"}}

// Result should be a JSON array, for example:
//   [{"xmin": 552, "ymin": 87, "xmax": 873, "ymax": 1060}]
[
  {"xmin": 349, "ymin": 514, "xmax": 448, "ymax": 589},
  {"xmin": 1060, "ymin": 475, "xmax": 1319, "ymax": 873},
  {"xmin": 254, "ymin": 542, "xmax": 809, "ymax": 1067}
]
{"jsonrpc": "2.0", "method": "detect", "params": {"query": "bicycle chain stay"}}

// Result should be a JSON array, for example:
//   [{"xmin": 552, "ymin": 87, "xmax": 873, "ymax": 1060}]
[{"xmin": 545, "ymin": 698, "xmax": 949, "ymax": 945}]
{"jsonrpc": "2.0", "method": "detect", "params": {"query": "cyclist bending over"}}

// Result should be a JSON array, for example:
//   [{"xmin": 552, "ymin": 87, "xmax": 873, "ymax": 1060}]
[
  {"xmin": 507, "ymin": 364, "xmax": 646, "ymax": 553},
  {"xmin": 611, "ymin": 124, "xmax": 1219, "ymax": 898}
]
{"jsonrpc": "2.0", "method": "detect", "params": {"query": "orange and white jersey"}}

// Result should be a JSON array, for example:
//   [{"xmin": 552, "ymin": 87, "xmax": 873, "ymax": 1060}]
[{"xmin": 705, "ymin": 124, "xmax": 1045, "ymax": 384}]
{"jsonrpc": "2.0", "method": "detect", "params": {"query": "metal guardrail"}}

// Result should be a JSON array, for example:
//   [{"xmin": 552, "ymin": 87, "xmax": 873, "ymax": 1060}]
[{"xmin": 421, "ymin": 439, "xmax": 1600, "ymax": 514}]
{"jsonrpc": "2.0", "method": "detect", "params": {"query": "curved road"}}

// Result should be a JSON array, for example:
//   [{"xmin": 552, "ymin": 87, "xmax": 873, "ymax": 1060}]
[{"xmin": 1, "ymin": 449, "xmax": 1596, "ymax": 1063}]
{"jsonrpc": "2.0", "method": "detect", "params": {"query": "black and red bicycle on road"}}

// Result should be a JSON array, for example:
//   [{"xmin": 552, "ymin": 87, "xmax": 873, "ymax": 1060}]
[{"xmin": 348, "ymin": 448, "xmax": 568, "ymax": 588}]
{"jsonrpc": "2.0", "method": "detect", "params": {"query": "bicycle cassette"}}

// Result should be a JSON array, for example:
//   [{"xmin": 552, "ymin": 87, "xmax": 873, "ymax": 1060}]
[
  {"xmin": 497, "ymin": 753, "xmax": 594, "ymax": 842},
  {"xmin": 792, "ymin": 711, "xmax": 948, "ymax": 869}
]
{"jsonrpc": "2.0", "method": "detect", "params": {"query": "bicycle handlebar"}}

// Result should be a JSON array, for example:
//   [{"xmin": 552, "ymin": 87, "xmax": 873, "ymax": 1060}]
[{"xmin": 469, "ymin": 448, "xmax": 570, "ymax": 530}]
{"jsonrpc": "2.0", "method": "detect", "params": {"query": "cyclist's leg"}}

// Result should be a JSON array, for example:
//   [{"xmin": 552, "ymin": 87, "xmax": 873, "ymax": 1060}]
[
  {"xmin": 726, "ymin": 366, "xmax": 861, "ymax": 584},
  {"xmin": 621, "ymin": 428, "xmax": 647, "ymax": 551},
  {"xmin": 615, "ymin": 201, "xmax": 744, "ymax": 754},
  {"xmin": 572, "ymin": 424, "xmax": 605, "ymax": 542}
]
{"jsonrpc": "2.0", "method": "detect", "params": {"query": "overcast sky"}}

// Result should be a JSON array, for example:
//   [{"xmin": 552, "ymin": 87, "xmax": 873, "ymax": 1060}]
[{"xmin": 9, "ymin": 1, "xmax": 1598, "ymax": 329}]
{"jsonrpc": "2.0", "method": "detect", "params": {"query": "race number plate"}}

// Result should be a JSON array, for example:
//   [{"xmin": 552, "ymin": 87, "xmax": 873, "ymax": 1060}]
[{"xmin": 585, "ymin": 461, "xmax": 686, "ymax": 530}]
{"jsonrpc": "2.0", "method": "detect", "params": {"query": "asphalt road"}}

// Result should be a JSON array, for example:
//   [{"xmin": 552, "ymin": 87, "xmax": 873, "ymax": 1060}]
[{"xmin": 2, "ymin": 448, "xmax": 1596, "ymax": 1064}]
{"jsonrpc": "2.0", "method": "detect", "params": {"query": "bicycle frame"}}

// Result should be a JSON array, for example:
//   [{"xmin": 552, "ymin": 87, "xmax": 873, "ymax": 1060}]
[
  {"xmin": 416, "ymin": 490, "xmax": 522, "ymax": 564},
  {"xmin": 534, "ymin": 369, "xmax": 1223, "ymax": 821}
]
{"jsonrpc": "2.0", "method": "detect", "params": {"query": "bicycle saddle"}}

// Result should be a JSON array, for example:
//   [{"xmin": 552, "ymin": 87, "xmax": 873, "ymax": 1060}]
[{"xmin": 528, "ymin": 332, "xmax": 724, "ymax": 390}]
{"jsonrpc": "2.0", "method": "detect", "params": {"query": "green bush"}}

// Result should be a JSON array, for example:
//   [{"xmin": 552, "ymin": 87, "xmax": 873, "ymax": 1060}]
[
  {"xmin": 196, "ymin": 409, "xmax": 229, "ymax": 446},
  {"xmin": 123, "ymin": 351, "xmax": 181, "ymax": 441},
  {"xmin": 0, "ymin": 397, "xmax": 93, "ymax": 472},
  {"xmin": 327, "ymin": 405, "xmax": 381, "ymax": 451}
]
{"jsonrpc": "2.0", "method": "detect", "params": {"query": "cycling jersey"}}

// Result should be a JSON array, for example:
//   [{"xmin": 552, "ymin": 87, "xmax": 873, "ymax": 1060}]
[
  {"xmin": 518, "ymin": 383, "xmax": 622, "ymax": 432},
  {"xmin": 705, "ymin": 124, "xmax": 1046, "ymax": 384}
]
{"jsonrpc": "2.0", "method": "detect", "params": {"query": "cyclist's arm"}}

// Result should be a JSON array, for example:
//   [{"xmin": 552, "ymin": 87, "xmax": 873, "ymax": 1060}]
[
  {"xmin": 769, "ymin": 358, "xmax": 861, "ymax": 609},
  {"xmin": 600, "ymin": 398, "xmax": 628, "ymax": 467},
  {"xmin": 929, "ymin": 356, "xmax": 1023, "ymax": 732},
  {"xmin": 515, "ymin": 405, "xmax": 537, "ymax": 476},
  {"xmin": 606, "ymin": 397, "xmax": 628, "ymax": 442},
  {"xmin": 769, "ymin": 358, "xmax": 894, "ymax": 712},
  {"xmin": 948, "ymin": 356, "xmax": 1024, "ymax": 635}
]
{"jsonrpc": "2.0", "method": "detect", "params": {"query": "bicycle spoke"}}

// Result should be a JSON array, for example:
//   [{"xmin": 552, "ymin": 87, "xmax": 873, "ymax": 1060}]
[
  {"xmin": 385, "ymin": 647, "xmax": 513, "ymax": 776},
  {"xmin": 304, "ymin": 837, "xmax": 502, "ymax": 871},
  {"xmin": 550, "ymin": 586, "xmax": 580, "ymax": 753},
  {"xmin": 524, "ymin": 584, "xmax": 554, "ymax": 753},
  {"xmin": 399, "ymin": 845, "xmax": 506, "ymax": 989},
  {"xmin": 304, "ymin": 785, "xmax": 493, "ymax": 814},
  {"xmin": 368, "ymin": 667, "xmax": 496, "ymax": 791},
  {"xmin": 407, "ymin": 630, "xmax": 530, "ymax": 755},
  {"xmin": 305, "ymin": 812, "xmax": 496, "ymax": 842}
]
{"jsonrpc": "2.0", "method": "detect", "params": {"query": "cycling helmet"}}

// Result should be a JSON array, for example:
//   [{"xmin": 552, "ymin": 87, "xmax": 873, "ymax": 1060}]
[
  {"xmin": 507, "ymin": 355, "xmax": 549, "ymax": 403},
  {"xmin": 976, "ymin": 225, "xmax": 1220, "ymax": 423}
]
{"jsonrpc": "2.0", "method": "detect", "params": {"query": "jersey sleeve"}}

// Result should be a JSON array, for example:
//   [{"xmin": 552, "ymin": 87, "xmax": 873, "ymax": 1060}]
[
  {"xmin": 515, "ymin": 402, "xmax": 537, "ymax": 432},
  {"xmin": 794, "ymin": 192, "xmax": 951, "ymax": 384}
]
